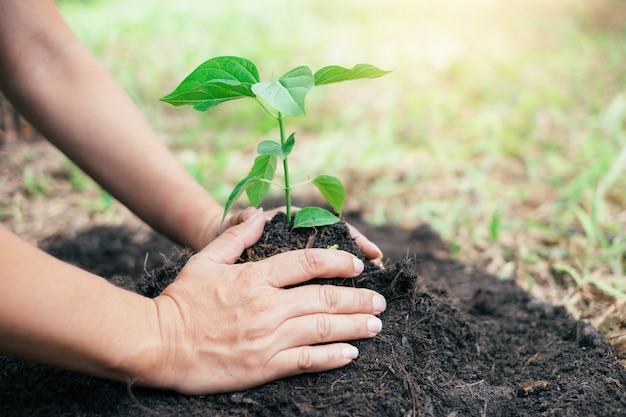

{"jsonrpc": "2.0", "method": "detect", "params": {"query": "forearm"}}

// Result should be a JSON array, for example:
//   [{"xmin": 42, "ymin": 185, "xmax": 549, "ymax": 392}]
[
  {"xmin": 0, "ymin": 226, "xmax": 161, "ymax": 383},
  {"xmin": 0, "ymin": 0, "xmax": 223, "ymax": 249}
]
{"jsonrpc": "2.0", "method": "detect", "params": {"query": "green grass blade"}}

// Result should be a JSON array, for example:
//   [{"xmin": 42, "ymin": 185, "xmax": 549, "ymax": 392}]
[{"xmin": 489, "ymin": 209, "xmax": 501, "ymax": 241}]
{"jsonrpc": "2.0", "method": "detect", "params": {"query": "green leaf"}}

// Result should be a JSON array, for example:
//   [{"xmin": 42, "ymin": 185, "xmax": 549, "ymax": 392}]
[
  {"xmin": 314, "ymin": 64, "xmax": 391, "ymax": 86},
  {"xmin": 161, "ymin": 56, "xmax": 259, "ymax": 110},
  {"xmin": 293, "ymin": 207, "xmax": 341, "ymax": 228},
  {"xmin": 282, "ymin": 133, "xmax": 295, "ymax": 158},
  {"xmin": 257, "ymin": 141, "xmax": 283, "ymax": 159},
  {"xmin": 246, "ymin": 155, "xmax": 277, "ymax": 207},
  {"xmin": 222, "ymin": 175, "xmax": 263, "ymax": 222},
  {"xmin": 311, "ymin": 175, "xmax": 346, "ymax": 215},
  {"xmin": 257, "ymin": 133, "xmax": 295, "ymax": 160},
  {"xmin": 251, "ymin": 66, "xmax": 314, "ymax": 116}
]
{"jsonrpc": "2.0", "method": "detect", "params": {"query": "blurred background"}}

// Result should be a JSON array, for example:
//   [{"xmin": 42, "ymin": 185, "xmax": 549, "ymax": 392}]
[{"xmin": 41, "ymin": 0, "xmax": 626, "ymax": 347}]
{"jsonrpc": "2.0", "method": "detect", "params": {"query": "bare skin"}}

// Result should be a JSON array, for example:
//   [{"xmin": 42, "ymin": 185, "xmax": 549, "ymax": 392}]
[{"xmin": 0, "ymin": 0, "xmax": 385, "ymax": 394}]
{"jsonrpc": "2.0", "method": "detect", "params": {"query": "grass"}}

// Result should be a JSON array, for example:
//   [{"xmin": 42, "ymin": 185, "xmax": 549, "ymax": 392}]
[{"xmin": 57, "ymin": 0, "xmax": 626, "ymax": 347}]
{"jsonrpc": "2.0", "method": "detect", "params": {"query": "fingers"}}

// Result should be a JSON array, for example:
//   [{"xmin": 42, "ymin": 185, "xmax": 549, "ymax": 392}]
[
  {"xmin": 261, "ymin": 205, "xmax": 299, "ymax": 220},
  {"xmin": 263, "ymin": 309, "xmax": 383, "ymax": 381},
  {"xmin": 267, "ymin": 343, "xmax": 361, "ymax": 379},
  {"xmin": 261, "ymin": 206, "xmax": 285, "ymax": 220},
  {"xmin": 278, "ymin": 284, "xmax": 386, "ymax": 318},
  {"xmin": 220, "ymin": 206, "xmax": 261, "ymax": 230},
  {"xmin": 348, "ymin": 224, "xmax": 383, "ymax": 264},
  {"xmin": 277, "ymin": 312, "xmax": 382, "ymax": 348},
  {"xmin": 196, "ymin": 207, "xmax": 266, "ymax": 265},
  {"xmin": 258, "ymin": 248, "xmax": 364, "ymax": 288},
  {"xmin": 270, "ymin": 286, "xmax": 385, "ymax": 352}
]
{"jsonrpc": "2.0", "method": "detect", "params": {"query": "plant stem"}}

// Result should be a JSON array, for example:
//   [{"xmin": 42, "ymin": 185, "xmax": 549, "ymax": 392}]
[
  {"xmin": 254, "ymin": 97, "xmax": 279, "ymax": 119},
  {"xmin": 277, "ymin": 113, "xmax": 292, "ymax": 222}
]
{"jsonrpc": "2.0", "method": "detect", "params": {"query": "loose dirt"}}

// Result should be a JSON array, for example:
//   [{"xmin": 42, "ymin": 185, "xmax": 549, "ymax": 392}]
[{"xmin": 1, "ymin": 212, "xmax": 625, "ymax": 416}]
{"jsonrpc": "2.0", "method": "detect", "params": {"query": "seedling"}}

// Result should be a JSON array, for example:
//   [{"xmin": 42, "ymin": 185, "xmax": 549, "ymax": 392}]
[{"xmin": 161, "ymin": 56, "xmax": 389, "ymax": 228}]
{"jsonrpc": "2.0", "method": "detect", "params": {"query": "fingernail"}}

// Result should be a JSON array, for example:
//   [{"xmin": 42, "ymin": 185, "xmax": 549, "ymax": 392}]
[
  {"xmin": 353, "ymin": 257, "xmax": 364, "ymax": 274},
  {"xmin": 245, "ymin": 207, "xmax": 264, "ymax": 223},
  {"xmin": 342, "ymin": 345, "xmax": 359, "ymax": 360},
  {"xmin": 367, "ymin": 317, "xmax": 382, "ymax": 337},
  {"xmin": 372, "ymin": 243, "xmax": 383, "ymax": 259},
  {"xmin": 373, "ymin": 294, "xmax": 387, "ymax": 314}
]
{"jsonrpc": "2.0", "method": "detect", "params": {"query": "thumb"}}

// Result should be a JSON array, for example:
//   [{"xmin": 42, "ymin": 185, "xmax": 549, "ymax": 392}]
[{"xmin": 197, "ymin": 207, "xmax": 266, "ymax": 265}]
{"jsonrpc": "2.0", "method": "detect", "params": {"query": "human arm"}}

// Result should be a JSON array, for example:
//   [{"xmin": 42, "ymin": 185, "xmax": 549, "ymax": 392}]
[
  {"xmin": 0, "ymin": 208, "xmax": 386, "ymax": 394},
  {"xmin": 0, "ymin": 0, "xmax": 222, "ymax": 250},
  {"xmin": 0, "ymin": 0, "xmax": 384, "ymax": 261}
]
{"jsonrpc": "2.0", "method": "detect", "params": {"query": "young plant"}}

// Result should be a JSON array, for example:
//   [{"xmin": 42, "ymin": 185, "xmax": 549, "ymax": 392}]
[{"xmin": 161, "ymin": 56, "xmax": 389, "ymax": 228}]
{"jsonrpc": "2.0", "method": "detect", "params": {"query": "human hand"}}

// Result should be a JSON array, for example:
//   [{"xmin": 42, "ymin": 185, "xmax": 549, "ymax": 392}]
[
  {"xmin": 222, "ymin": 206, "xmax": 384, "ymax": 265},
  {"xmin": 145, "ymin": 208, "xmax": 386, "ymax": 394}
]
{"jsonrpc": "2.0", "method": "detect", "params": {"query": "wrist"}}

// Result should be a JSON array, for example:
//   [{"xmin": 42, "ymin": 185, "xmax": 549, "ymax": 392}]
[
  {"xmin": 164, "ymin": 192, "xmax": 223, "ymax": 251},
  {"xmin": 92, "ymin": 294, "xmax": 166, "ymax": 388},
  {"xmin": 135, "ymin": 294, "xmax": 191, "ymax": 391},
  {"xmin": 190, "ymin": 207, "xmax": 224, "ymax": 251}
]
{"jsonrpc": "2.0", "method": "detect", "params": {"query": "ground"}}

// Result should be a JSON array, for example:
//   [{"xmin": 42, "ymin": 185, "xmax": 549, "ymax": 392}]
[{"xmin": 1, "ymin": 110, "xmax": 626, "ymax": 416}]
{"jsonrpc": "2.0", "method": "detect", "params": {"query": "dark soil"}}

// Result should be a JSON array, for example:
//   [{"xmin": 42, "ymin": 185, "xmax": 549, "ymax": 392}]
[{"xmin": 1, "ymin": 211, "xmax": 625, "ymax": 417}]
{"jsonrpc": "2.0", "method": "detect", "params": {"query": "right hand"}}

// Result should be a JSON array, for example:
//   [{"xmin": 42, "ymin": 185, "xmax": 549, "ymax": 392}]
[{"xmin": 143, "ymin": 208, "xmax": 387, "ymax": 395}]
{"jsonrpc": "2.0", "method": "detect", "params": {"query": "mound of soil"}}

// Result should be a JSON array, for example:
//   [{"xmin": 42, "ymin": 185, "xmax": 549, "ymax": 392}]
[{"xmin": 1, "ymin": 213, "xmax": 625, "ymax": 416}]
